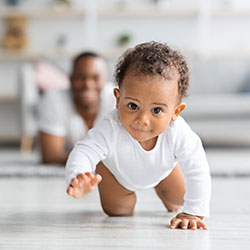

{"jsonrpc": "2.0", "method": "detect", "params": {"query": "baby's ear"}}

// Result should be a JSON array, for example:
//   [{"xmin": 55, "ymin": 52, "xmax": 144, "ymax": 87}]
[
  {"xmin": 113, "ymin": 88, "xmax": 120, "ymax": 109},
  {"xmin": 172, "ymin": 102, "xmax": 186, "ymax": 121}
]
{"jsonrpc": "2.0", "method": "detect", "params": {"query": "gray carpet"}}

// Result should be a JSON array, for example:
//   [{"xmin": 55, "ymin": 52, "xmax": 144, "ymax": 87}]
[
  {"xmin": 0, "ymin": 163, "xmax": 64, "ymax": 178},
  {"xmin": 0, "ymin": 150, "xmax": 64, "ymax": 178},
  {"xmin": 0, "ymin": 148, "xmax": 250, "ymax": 178}
]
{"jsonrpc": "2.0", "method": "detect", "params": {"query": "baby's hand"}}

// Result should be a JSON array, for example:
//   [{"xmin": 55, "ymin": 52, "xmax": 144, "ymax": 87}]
[
  {"xmin": 67, "ymin": 172, "xmax": 102, "ymax": 199},
  {"xmin": 170, "ymin": 212, "xmax": 207, "ymax": 230}
]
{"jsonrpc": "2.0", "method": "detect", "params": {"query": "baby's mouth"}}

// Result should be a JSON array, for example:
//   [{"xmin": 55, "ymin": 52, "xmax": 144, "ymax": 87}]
[{"xmin": 131, "ymin": 126, "xmax": 151, "ymax": 133}]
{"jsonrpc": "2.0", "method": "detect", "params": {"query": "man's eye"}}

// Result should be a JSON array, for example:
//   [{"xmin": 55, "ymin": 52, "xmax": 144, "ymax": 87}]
[
  {"xmin": 128, "ymin": 103, "xmax": 138, "ymax": 110},
  {"xmin": 73, "ymin": 75, "xmax": 85, "ymax": 81},
  {"xmin": 152, "ymin": 107, "xmax": 162, "ymax": 114}
]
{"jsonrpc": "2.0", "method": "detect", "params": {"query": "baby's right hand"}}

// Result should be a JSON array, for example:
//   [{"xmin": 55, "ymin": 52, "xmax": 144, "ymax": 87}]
[{"xmin": 66, "ymin": 172, "xmax": 102, "ymax": 199}]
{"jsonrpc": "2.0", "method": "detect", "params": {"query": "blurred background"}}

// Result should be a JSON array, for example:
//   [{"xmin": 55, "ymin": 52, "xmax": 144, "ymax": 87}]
[{"xmin": 0, "ymin": 0, "xmax": 250, "ymax": 174}]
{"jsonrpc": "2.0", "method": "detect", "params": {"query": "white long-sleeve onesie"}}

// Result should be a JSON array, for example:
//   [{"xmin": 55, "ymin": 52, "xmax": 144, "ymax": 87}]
[{"xmin": 66, "ymin": 109, "xmax": 211, "ymax": 217}]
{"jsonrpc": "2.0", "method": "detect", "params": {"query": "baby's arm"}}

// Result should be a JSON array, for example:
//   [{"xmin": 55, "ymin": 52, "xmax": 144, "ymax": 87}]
[
  {"xmin": 65, "ymin": 116, "xmax": 113, "ymax": 198},
  {"xmin": 67, "ymin": 172, "xmax": 102, "ymax": 198},
  {"xmin": 170, "ymin": 212, "xmax": 207, "ymax": 230},
  {"xmin": 171, "ymin": 117, "xmax": 211, "ymax": 229}
]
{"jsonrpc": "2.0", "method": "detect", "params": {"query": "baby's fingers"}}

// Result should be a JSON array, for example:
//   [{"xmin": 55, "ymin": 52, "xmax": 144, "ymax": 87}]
[
  {"xmin": 85, "ymin": 172, "xmax": 102, "ymax": 186},
  {"xmin": 91, "ymin": 174, "xmax": 102, "ymax": 186},
  {"xmin": 180, "ymin": 219, "xmax": 189, "ymax": 230},
  {"xmin": 85, "ymin": 172, "xmax": 94, "ymax": 179},
  {"xmin": 197, "ymin": 221, "xmax": 208, "ymax": 230},
  {"xmin": 170, "ymin": 218, "xmax": 182, "ymax": 229},
  {"xmin": 71, "ymin": 177, "xmax": 81, "ymax": 188},
  {"xmin": 66, "ymin": 185, "xmax": 74, "ymax": 196},
  {"xmin": 77, "ymin": 173, "xmax": 86, "ymax": 182},
  {"xmin": 189, "ymin": 220, "xmax": 197, "ymax": 230}
]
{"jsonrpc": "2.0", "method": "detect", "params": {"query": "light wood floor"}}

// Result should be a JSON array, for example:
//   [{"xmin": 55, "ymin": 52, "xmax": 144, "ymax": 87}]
[{"xmin": 0, "ymin": 177, "xmax": 250, "ymax": 250}]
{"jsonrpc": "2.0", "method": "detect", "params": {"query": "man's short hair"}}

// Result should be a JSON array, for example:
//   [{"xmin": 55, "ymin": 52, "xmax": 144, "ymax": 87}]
[{"xmin": 72, "ymin": 51, "xmax": 103, "ymax": 71}]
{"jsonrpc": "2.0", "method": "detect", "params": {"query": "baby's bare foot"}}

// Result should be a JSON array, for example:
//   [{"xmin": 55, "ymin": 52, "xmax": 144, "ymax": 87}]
[{"xmin": 67, "ymin": 173, "xmax": 102, "ymax": 198}]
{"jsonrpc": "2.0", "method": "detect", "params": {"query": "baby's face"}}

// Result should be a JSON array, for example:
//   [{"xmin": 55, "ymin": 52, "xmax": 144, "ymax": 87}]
[{"xmin": 114, "ymin": 72, "xmax": 185, "ymax": 148}]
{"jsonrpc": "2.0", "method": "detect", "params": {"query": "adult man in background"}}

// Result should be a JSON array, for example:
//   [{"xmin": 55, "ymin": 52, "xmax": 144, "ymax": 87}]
[{"xmin": 38, "ymin": 52, "xmax": 115, "ymax": 164}]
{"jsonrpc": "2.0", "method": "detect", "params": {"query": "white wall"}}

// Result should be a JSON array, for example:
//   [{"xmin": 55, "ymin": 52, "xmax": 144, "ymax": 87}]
[{"xmin": 1, "ymin": 0, "xmax": 250, "ymax": 141}]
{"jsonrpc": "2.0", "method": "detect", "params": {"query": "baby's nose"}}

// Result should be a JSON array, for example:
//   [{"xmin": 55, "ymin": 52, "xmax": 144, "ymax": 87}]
[{"xmin": 135, "ymin": 113, "xmax": 150, "ymax": 126}]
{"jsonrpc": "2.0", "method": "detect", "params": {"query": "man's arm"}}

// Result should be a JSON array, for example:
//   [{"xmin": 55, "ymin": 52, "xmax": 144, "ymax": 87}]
[{"xmin": 39, "ymin": 131, "xmax": 69, "ymax": 165}]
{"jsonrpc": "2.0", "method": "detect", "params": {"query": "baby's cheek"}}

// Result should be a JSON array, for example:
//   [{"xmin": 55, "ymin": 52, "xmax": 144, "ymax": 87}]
[
  {"xmin": 154, "ymin": 119, "xmax": 170, "ymax": 132},
  {"xmin": 119, "ymin": 115, "xmax": 130, "ymax": 129}
]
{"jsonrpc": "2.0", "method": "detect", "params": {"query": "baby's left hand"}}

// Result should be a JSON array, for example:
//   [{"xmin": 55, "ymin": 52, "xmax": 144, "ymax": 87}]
[{"xmin": 170, "ymin": 212, "xmax": 207, "ymax": 230}]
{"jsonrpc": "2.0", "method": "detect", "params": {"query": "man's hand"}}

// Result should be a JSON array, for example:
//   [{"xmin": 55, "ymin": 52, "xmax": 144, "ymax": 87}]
[
  {"xmin": 170, "ymin": 212, "xmax": 207, "ymax": 230},
  {"xmin": 67, "ymin": 172, "xmax": 102, "ymax": 198}
]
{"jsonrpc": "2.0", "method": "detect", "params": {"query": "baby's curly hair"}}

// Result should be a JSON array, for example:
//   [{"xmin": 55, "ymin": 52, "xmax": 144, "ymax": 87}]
[{"xmin": 114, "ymin": 41, "xmax": 190, "ymax": 99}]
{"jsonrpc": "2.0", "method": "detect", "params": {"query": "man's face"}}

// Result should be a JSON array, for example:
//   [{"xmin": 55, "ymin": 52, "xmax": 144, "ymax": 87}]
[{"xmin": 71, "ymin": 57, "xmax": 108, "ymax": 109}]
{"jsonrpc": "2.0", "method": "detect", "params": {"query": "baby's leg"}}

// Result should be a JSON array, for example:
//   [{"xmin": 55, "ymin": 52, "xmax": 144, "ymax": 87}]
[
  {"xmin": 154, "ymin": 163, "xmax": 185, "ymax": 212},
  {"xmin": 96, "ymin": 162, "xmax": 136, "ymax": 216}
]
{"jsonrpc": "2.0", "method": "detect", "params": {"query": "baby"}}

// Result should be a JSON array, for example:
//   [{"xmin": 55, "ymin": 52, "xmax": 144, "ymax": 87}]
[{"xmin": 65, "ymin": 41, "xmax": 211, "ymax": 230}]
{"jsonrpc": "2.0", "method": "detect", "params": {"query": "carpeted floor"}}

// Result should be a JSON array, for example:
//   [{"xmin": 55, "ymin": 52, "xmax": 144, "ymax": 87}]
[
  {"xmin": 0, "ymin": 149, "xmax": 64, "ymax": 178},
  {"xmin": 0, "ymin": 148, "xmax": 250, "ymax": 178}
]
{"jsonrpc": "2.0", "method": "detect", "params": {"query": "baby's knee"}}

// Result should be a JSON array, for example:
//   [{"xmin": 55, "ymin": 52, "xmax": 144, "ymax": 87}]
[
  {"xmin": 165, "ymin": 202, "xmax": 182, "ymax": 212},
  {"xmin": 102, "ymin": 205, "xmax": 135, "ymax": 216},
  {"xmin": 155, "ymin": 187, "xmax": 184, "ymax": 210},
  {"xmin": 101, "ymin": 195, "xmax": 136, "ymax": 216}
]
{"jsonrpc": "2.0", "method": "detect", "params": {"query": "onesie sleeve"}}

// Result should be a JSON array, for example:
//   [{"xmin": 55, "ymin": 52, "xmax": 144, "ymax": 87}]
[
  {"xmin": 171, "ymin": 117, "xmax": 211, "ymax": 217},
  {"xmin": 65, "ymin": 114, "xmax": 114, "ymax": 187}
]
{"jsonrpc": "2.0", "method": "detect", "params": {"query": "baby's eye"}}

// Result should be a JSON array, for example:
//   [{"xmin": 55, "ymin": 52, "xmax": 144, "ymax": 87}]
[
  {"xmin": 128, "ymin": 103, "xmax": 138, "ymax": 110},
  {"xmin": 152, "ymin": 107, "xmax": 162, "ymax": 114}
]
